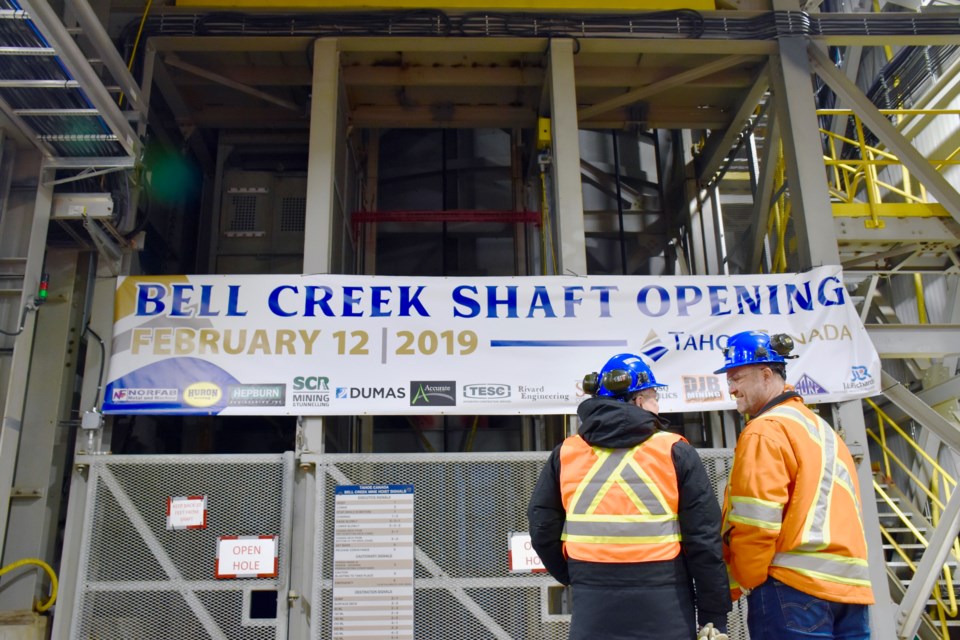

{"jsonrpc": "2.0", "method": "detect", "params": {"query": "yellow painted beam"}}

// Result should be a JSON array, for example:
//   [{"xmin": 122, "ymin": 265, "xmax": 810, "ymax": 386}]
[
  {"xmin": 177, "ymin": 0, "xmax": 715, "ymax": 10},
  {"xmin": 832, "ymin": 202, "xmax": 951, "ymax": 218}
]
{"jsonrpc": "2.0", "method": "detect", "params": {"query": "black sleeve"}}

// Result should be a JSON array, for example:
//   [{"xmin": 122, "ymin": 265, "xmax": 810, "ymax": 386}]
[
  {"xmin": 673, "ymin": 440, "xmax": 732, "ymax": 631},
  {"xmin": 526, "ymin": 445, "xmax": 569, "ymax": 585}
]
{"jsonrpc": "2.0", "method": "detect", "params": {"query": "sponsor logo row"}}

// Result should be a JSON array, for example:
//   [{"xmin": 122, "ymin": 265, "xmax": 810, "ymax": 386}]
[{"xmin": 110, "ymin": 366, "xmax": 873, "ymax": 408}]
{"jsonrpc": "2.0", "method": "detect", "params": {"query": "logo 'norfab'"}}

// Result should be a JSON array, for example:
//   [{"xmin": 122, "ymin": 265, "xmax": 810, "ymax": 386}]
[
  {"xmin": 111, "ymin": 388, "xmax": 178, "ymax": 403},
  {"xmin": 183, "ymin": 382, "xmax": 222, "ymax": 407},
  {"xmin": 410, "ymin": 381, "xmax": 456, "ymax": 406}
]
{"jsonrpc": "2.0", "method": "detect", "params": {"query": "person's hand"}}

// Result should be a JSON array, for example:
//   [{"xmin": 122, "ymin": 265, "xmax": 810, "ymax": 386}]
[{"xmin": 697, "ymin": 623, "xmax": 729, "ymax": 640}]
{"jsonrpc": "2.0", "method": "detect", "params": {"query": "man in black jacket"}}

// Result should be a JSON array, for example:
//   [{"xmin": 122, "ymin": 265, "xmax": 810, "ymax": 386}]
[{"xmin": 527, "ymin": 353, "xmax": 731, "ymax": 640}]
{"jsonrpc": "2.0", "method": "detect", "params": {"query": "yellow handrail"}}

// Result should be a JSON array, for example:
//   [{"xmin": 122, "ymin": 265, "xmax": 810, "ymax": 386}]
[
  {"xmin": 763, "ymin": 107, "xmax": 960, "ymax": 273},
  {"xmin": 867, "ymin": 428, "xmax": 946, "ymax": 512},
  {"xmin": 867, "ymin": 399, "xmax": 957, "ymax": 487},
  {"xmin": 867, "ymin": 397, "xmax": 960, "ymax": 635}
]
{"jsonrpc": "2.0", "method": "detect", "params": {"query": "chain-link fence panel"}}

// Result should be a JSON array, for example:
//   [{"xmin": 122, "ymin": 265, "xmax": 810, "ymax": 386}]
[{"xmin": 69, "ymin": 453, "xmax": 294, "ymax": 640}]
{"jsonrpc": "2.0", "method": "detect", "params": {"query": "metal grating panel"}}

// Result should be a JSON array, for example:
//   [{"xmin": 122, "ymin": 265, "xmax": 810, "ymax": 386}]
[
  {"xmin": 230, "ymin": 194, "xmax": 258, "ymax": 231},
  {"xmin": 70, "ymin": 454, "xmax": 294, "ymax": 640},
  {"xmin": 280, "ymin": 196, "xmax": 306, "ymax": 232},
  {"xmin": 308, "ymin": 450, "xmax": 748, "ymax": 640}
]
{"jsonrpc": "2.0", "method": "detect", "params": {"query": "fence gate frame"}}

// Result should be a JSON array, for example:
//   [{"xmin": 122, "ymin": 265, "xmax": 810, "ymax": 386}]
[
  {"xmin": 60, "ymin": 452, "xmax": 295, "ymax": 640},
  {"xmin": 302, "ymin": 450, "xmax": 746, "ymax": 640}
]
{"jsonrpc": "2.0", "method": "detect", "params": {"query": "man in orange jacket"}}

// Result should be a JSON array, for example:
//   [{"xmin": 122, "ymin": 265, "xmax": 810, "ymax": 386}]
[
  {"xmin": 716, "ymin": 331, "xmax": 874, "ymax": 639},
  {"xmin": 527, "ymin": 353, "xmax": 730, "ymax": 639}
]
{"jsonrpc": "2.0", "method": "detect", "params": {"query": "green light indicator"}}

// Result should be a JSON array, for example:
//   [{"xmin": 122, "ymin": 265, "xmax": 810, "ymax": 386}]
[{"xmin": 38, "ymin": 273, "xmax": 49, "ymax": 302}]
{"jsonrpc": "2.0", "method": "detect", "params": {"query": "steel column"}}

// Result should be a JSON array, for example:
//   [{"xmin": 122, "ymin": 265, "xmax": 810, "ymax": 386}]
[
  {"xmin": 547, "ymin": 39, "xmax": 587, "ymax": 276},
  {"xmin": 770, "ymin": 39, "xmax": 840, "ymax": 269},
  {"xmin": 747, "ymin": 114, "xmax": 779, "ymax": 273},
  {"xmin": 0, "ymin": 249, "xmax": 80, "ymax": 610},
  {"xmin": 835, "ymin": 401, "xmax": 897, "ymax": 640},
  {"xmin": 0, "ymin": 163, "xmax": 52, "ymax": 569},
  {"xmin": 304, "ymin": 38, "xmax": 340, "ymax": 277}
]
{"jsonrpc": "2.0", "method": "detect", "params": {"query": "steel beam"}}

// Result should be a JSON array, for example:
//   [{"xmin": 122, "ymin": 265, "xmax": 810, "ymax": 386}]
[
  {"xmin": 578, "ymin": 55, "xmax": 754, "ymax": 121},
  {"xmin": 809, "ymin": 44, "xmax": 960, "ymax": 226},
  {"xmin": 697, "ymin": 61, "xmax": 770, "ymax": 184},
  {"xmin": 875, "ymin": 373, "xmax": 960, "ymax": 428},
  {"xmin": 866, "ymin": 324, "xmax": 960, "ymax": 358},
  {"xmin": 880, "ymin": 370, "xmax": 960, "ymax": 453},
  {"xmin": 835, "ymin": 216, "xmax": 959, "ymax": 244},
  {"xmin": 65, "ymin": 0, "xmax": 143, "ymax": 113},
  {"xmin": 165, "ymin": 53, "xmax": 301, "ymax": 112}
]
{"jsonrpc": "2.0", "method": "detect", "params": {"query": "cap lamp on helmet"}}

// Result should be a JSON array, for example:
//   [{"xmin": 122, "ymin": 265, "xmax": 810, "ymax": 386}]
[
  {"xmin": 582, "ymin": 353, "xmax": 666, "ymax": 400},
  {"xmin": 714, "ymin": 331, "xmax": 796, "ymax": 375}
]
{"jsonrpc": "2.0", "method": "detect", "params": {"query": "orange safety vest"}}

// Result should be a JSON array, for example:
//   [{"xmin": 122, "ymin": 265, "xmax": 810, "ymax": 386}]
[
  {"xmin": 559, "ymin": 430, "xmax": 684, "ymax": 563},
  {"xmin": 722, "ymin": 394, "xmax": 874, "ymax": 604}
]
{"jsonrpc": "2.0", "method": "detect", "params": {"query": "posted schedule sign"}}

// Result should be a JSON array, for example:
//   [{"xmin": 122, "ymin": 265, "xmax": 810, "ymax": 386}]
[{"xmin": 332, "ymin": 485, "xmax": 415, "ymax": 639}]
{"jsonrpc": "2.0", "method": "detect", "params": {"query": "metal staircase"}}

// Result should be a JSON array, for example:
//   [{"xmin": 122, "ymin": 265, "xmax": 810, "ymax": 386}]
[{"xmin": 0, "ymin": 0, "xmax": 142, "ymax": 166}]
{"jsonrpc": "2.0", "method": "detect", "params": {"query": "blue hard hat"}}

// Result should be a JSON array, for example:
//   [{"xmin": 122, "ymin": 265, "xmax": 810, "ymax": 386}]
[
  {"xmin": 714, "ymin": 331, "xmax": 795, "ymax": 374},
  {"xmin": 582, "ymin": 353, "xmax": 666, "ymax": 399}
]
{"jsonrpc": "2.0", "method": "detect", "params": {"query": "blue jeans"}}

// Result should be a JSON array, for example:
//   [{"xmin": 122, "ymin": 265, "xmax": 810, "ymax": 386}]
[{"xmin": 747, "ymin": 578, "xmax": 870, "ymax": 639}]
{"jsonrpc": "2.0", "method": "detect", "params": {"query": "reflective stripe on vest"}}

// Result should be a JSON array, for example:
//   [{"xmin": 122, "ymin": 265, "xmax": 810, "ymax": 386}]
[
  {"xmin": 561, "ymin": 432, "xmax": 681, "ymax": 546},
  {"xmin": 761, "ymin": 405, "xmax": 868, "ymax": 584},
  {"xmin": 772, "ymin": 551, "xmax": 872, "ymax": 587},
  {"xmin": 729, "ymin": 495, "xmax": 783, "ymax": 530}
]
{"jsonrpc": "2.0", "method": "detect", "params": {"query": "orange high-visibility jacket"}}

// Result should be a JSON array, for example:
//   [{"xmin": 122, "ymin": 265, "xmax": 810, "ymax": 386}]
[
  {"xmin": 559, "ymin": 430, "xmax": 684, "ymax": 563},
  {"xmin": 722, "ymin": 392, "xmax": 875, "ymax": 604}
]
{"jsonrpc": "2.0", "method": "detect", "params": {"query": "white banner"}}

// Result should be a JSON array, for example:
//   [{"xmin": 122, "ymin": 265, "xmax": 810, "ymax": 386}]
[{"xmin": 102, "ymin": 267, "xmax": 881, "ymax": 416}]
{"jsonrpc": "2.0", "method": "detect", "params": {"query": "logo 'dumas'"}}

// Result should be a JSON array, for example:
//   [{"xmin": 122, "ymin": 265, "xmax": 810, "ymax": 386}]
[{"xmin": 184, "ymin": 382, "xmax": 222, "ymax": 407}]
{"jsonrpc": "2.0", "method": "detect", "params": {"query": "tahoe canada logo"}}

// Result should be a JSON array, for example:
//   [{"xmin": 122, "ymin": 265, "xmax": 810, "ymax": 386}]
[
  {"xmin": 794, "ymin": 374, "xmax": 828, "ymax": 396},
  {"xmin": 640, "ymin": 330, "xmax": 669, "ymax": 363},
  {"xmin": 410, "ymin": 381, "xmax": 456, "ymax": 406}
]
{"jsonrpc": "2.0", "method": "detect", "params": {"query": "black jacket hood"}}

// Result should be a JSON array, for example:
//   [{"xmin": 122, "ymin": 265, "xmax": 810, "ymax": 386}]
[{"xmin": 576, "ymin": 396, "xmax": 672, "ymax": 449}]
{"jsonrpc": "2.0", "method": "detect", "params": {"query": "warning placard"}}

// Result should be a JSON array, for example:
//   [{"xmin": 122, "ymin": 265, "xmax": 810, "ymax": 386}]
[
  {"xmin": 166, "ymin": 495, "xmax": 207, "ymax": 530},
  {"xmin": 216, "ymin": 535, "xmax": 278, "ymax": 579},
  {"xmin": 508, "ymin": 532, "xmax": 546, "ymax": 573}
]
